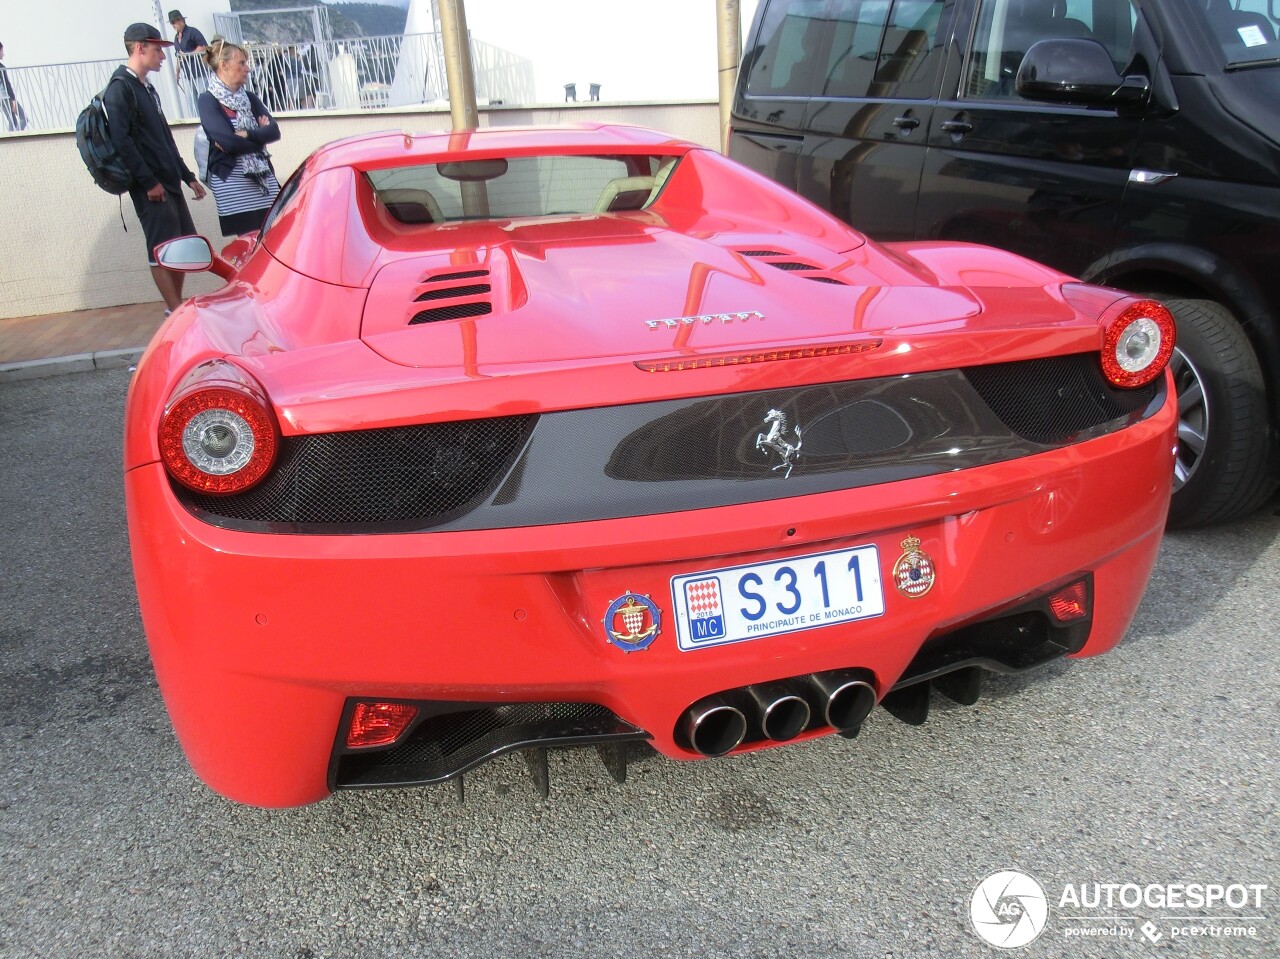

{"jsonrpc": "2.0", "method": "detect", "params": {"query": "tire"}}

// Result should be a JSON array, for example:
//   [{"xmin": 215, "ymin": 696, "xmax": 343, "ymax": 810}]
[{"xmin": 1161, "ymin": 298, "xmax": 1275, "ymax": 528}]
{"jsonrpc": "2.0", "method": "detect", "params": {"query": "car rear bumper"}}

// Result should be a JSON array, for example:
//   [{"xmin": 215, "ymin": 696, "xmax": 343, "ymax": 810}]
[{"xmin": 126, "ymin": 390, "xmax": 1174, "ymax": 807}]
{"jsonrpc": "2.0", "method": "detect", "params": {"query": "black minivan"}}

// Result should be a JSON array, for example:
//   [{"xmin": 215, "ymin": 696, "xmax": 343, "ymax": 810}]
[{"xmin": 730, "ymin": 0, "xmax": 1280, "ymax": 527}]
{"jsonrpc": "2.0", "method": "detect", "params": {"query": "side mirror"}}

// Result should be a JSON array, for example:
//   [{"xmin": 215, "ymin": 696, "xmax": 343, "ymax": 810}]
[
  {"xmin": 1016, "ymin": 38, "xmax": 1149, "ymax": 106},
  {"xmin": 155, "ymin": 235, "xmax": 213, "ymax": 271},
  {"xmin": 155, "ymin": 235, "xmax": 236, "ymax": 280}
]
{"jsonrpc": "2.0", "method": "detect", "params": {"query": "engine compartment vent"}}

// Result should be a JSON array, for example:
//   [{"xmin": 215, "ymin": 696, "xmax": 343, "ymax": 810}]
[
  {"xmin": 733, "ymin": 248, "xmax": 850, "ymax": 285},
  {"xmin": 409, "ymin": 269, "xmax": 493, "ymax": 325}
]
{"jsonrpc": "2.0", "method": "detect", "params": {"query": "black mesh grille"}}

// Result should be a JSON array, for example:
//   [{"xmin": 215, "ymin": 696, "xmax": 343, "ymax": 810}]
[
  {"xmin": 963, "ymin": 354, "xmax": 1157, "ymax": 445},
  {"xmin": 335, "ymin": 701, "xmax": 645, "ymax": 787},
  {"xmin": 410, "ymin": 301, "xmax": 493, "ymax": 324},
  {"xmin": 803, "ymin": 275, "xmax": 848, "ymax": 284},
  {"xmin": 415, "ymin": 283, "xmax": 492, "ymax": 301},
  {"xmin": 771, "ymin": 261, "xmax": 819, "ymax": 271},
  {"xmin": 738, "ymin": 249, "xmax": 784, "ymax": 257},
  {"xmin": 180, "ymin": 415, "xmax": 537, "ymax": 530}
]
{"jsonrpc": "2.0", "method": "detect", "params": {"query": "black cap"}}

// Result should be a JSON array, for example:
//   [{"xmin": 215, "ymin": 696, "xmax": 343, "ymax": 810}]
[
  {"xmin": 125, "ymin": 23, "xmax": 174, "ymax": 46},
  {"xmin": 168, "ymin": 10, "xmax": 184, "ymax": 23}
]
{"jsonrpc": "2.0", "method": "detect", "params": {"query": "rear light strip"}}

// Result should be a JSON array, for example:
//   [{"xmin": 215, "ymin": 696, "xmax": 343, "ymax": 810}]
[{"xmin": 636, "ymin": 339, "xmax": 882, "ymax": 372}]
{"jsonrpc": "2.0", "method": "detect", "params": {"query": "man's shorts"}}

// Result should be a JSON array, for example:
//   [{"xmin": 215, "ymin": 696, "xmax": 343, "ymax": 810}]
[{"xmin": 130, "ymin": 185, "xmax": 196, "ymax": 266}]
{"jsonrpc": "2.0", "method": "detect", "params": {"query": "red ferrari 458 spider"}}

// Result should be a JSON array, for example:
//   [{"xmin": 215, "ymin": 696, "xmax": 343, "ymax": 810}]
[{"xmin": 125, "ymin": 123, "xmax": 1176, "ymax": 808}]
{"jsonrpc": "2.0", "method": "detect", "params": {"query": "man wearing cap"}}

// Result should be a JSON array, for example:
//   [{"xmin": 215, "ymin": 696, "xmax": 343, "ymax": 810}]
[
  {"xmin": 169, "ymin": 10, "xmax": 208, "ymax": 110},
  {"xmin": 104, "ymin": 24, "xmax": 207, "ymax": 312}
]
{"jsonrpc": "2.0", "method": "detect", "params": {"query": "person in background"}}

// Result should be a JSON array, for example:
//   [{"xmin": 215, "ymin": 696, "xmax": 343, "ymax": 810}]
[
  {"xmin": 0, "ymin": 41, "xmax": 27, "ymax": 132},
  {"xmin": 105, "ymin": 23, "xmax": 207, "ymax": 313},
  {"xmin": 168, "ymin": 9, "xmax": 208, "ymax": 112},
  {"xmin": 198, "ymin": 37, "xmax": 281, "ymax": 236}
]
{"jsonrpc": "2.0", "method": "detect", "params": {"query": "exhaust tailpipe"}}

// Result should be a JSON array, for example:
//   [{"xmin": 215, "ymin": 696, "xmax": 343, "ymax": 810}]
[
  {"xmin": 808, "ymin": 669, "xmax": 877, "ymax": 733},
  {"xmin": 746, "ymin": 682, "xmax": 811, "ymax": 742},
  {"xmin": 681, "ymin": 695, "xmax": 748, "ymax": 757}
]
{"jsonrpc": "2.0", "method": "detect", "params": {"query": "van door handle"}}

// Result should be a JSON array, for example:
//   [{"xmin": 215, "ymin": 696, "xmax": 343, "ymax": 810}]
[
  {"xmin": 940, "ymin": 120, "xmax": 973, "ymax": 134},
  {"xmin": 893, "ymin": 115, "xmax": 921, "ymax": 130}
]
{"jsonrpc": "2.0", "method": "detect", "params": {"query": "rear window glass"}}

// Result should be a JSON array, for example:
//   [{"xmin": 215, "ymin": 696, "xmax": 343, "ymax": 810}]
[{"xmin": 365, "ymin": 154, "xmax": 677, "ymax": 224}]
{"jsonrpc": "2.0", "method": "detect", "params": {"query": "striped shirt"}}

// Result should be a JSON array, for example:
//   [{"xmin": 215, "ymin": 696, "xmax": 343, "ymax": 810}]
[{"xmin": 209, "ymin": 155, "xmax": 280, "ymax": 215}]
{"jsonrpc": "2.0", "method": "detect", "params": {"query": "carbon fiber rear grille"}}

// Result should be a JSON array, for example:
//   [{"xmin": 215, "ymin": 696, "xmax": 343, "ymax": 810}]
[
  {"xmin": 179, "ymin": 415, "xmax": 536, "ymax": 531},
  {"xmin": 334, "ymin": 702, "xmax": 645, "ymax": 788},
  {"xmin": 178, "ymin": 354, "xmax": 1164, "ymax": 533},
  {"xmin": 963, "ymin": 353, "xmax": 1156, "ymax": 444}
]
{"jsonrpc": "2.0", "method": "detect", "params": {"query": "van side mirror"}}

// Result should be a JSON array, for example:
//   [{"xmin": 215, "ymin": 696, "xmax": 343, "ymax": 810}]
[{"xmin": 1016, "ymin": 38, "xmax": 1149, "ymax": 107}]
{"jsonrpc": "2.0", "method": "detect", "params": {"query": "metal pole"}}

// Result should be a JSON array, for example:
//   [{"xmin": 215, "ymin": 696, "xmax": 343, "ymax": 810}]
[
  {"xmin": 437, "ymin": 0, "xmax": 479, "ymax": 132},
  {"xmin": 716, "ymin": 0, "xmax": 741, "ymax": 155}
]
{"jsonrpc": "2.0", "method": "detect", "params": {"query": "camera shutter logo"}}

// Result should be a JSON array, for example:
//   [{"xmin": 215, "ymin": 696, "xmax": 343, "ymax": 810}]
[{"xmin": 970, "ymin": 870, "xmax": 1049, "ymax": 949}]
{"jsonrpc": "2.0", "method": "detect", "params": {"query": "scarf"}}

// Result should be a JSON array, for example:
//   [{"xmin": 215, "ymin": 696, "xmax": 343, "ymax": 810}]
[{"xmin": 207, "ymin": 73, "xmax": 273, "ymax": 191}]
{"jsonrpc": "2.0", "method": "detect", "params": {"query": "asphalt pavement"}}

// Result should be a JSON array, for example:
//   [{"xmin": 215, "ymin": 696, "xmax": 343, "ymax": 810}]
[{"xmin": 0, "ymin": 367, "xmax": 1276, "ymax": 959}]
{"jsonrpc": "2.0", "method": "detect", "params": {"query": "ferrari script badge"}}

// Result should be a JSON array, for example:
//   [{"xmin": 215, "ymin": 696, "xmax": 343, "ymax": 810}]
[
  {"xmin": 645, "ymin": 310, "xmax": 765, "ymax": 330},
  {"xmin": 603, "ymin": 592, "xmax": 661, "ymax": 652},
  {"xmin": 756, "ymin": 408, "xmax": 802, "ymax": 478},
  {"xmin": 893, "ymin": 536, "xmax": 936, "ymax": 598}
]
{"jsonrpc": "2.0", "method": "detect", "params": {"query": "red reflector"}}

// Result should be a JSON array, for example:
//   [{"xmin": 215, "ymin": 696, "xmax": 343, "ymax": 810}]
[
  {"xmin": 346, "ymin": 702, "xmax": 419, "ymax": 749},
  {"xmin": 635, "ymin": 339, "xmax": 882, "ymax": 372},
  {"xmin": 1048, "ymin": 581, "xmax": 1089, "ymax": 623}
]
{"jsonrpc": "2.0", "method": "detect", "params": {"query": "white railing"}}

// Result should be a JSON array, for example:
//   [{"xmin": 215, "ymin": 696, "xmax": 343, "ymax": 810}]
[{"xmin": 0, "ymin": 32, "xmax": 534, "ymax": 134}]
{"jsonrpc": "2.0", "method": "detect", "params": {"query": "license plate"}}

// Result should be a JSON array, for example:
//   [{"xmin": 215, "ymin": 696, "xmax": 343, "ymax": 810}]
[{"xmin": 671, "ymin": 545, "xmax": 885, "ymax": 651}]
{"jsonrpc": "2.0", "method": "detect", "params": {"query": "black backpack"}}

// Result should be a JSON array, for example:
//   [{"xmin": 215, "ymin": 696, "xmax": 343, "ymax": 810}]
[{"xmin": 76, "ymin": 76, "xmax": 135, "ymax": 195}]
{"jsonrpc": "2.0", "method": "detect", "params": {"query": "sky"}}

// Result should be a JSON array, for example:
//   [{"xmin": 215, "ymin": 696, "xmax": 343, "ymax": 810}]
[
  {"xmin": 4, "ymin": 0, "xmax": 762, "ymax": 106},
  {"xmin": 418, "ymin": 0, "xmax": 762, "ymax": 103}
]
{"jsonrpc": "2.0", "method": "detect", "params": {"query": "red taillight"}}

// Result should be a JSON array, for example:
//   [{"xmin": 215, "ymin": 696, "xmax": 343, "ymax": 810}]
[
  {"xmin": 346, "ymin": 702, "xmax": 419, "ymax": 749},
  {"xmin": 1048, "ymin": 580, "xmax": 1089, "ymax": 623},
  {"xmin": 159, "ymin": 359, "xmax": 278, "ymax": 494},
  {"xmin": 1100, "ymin": 300, "xmax": 1176, "ymax": 388}
]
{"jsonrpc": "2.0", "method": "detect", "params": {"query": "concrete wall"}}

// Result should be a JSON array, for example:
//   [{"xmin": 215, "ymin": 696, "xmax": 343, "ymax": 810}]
[{"xmin": 0, "ymin": 101, "xmax": 719, "ymax": 319}]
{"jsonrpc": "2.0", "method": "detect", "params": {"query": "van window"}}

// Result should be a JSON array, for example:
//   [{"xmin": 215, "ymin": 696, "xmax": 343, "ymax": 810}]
[
  {"xmin": 820, "ymin": 0, "xmax": 948, "ymax": 98},
  {"xmin": 744, "ymin": 0, "xmax": 832, "ymax": 96},
  {"xmin": 1200, "ymin": 0, "xmax": 1280, "ymax": 66},
  {"xmin": 962, "ymin": 0, "xmax": 1137, "ymax": 100}
]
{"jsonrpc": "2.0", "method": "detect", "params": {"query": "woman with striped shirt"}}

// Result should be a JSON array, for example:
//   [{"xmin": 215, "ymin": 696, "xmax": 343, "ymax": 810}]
[{"xmin": 197, "ymin": 38, "xmax": 281, "ymax": 236}]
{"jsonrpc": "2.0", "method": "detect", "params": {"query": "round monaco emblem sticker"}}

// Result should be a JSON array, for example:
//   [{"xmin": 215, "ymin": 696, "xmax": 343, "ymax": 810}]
[{"xmin": 893, "ymin": 535, "xmax": 936, "ymax": 598}]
